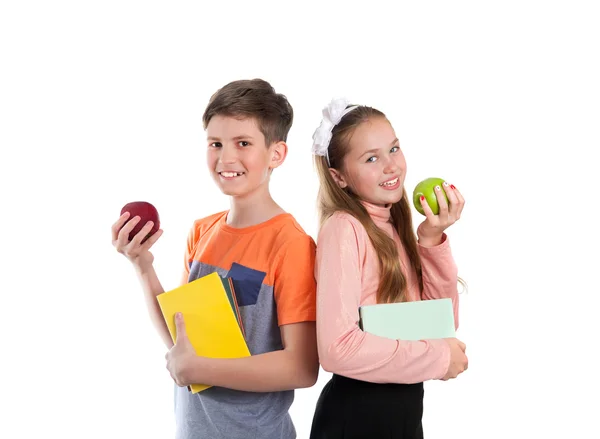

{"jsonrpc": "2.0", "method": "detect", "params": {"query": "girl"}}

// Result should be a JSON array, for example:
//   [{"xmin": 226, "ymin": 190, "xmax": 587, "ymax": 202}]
[{"xmin": 309, "ymin": 99, "xmax": 468, "ymax": 439}]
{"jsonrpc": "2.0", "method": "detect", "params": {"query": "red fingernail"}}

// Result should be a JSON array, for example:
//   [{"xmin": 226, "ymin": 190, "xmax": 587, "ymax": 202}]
[
  {"xmin": 420, "ymin": 196, "xmax": 425, "ymax": 201},
  {"xmin": 450, "ymin": 184, "xmax": 456, "ymax": 189}
]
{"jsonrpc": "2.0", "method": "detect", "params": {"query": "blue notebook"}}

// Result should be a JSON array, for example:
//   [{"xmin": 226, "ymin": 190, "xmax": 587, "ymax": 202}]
[{"xmin": 359, "ymin": 298, "xmax": 456, "ymax": 341}]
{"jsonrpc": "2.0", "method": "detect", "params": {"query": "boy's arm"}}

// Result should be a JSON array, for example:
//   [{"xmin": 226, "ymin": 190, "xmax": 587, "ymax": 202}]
[
  {"xmin": 112, "ymin": 213, "xmax": 173, "ymax": 349},
  {"xmin": 171, "ymin": 321, "xmax": 318, "ymax": 392},
  {"xmin": 166, "ymin": 233, "xmax": 319, "ymax": 392},
  {"xmin": 135, "ymin": 263, "xmax": 173, "ymax": 349}
]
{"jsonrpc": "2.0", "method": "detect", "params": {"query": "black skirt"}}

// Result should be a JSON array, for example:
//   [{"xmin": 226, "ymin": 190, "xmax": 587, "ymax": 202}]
[{"xmin": 309, "ymin": 374, "xmax": 424, "ymax": 439}]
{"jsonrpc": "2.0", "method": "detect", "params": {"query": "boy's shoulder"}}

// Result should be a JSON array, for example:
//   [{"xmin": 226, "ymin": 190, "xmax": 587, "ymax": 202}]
[
  {"xmin": 188, "ymin": 210, "xmax": 314, "ymax": 250},
  {"xmin": 266, "ymin": 213, "xmax": 316, "ymax": 257},
  {"xmin": 274, "ymin": 212, "xmax": 314, "ymax": 239},
  {"xmin": 188, "ymin": 210, "xmax": 227, "ymax": 237}
]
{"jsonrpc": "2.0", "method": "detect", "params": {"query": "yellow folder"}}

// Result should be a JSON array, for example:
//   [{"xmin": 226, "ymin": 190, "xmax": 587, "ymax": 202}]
[{"xmin": 157, "ymin": 272, "xmax": 251, "ymax": 393}]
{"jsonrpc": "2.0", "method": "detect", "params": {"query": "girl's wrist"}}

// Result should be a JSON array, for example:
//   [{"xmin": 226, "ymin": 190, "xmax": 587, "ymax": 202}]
[{"xmin": 417, "ymin": 226, "xmax": 443, "ymax": 247}]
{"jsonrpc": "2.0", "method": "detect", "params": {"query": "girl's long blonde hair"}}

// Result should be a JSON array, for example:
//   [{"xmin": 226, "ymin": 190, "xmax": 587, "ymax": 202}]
[{"xmin": 315, "ymin": 106, "xmax": 422, "ymax": 304}]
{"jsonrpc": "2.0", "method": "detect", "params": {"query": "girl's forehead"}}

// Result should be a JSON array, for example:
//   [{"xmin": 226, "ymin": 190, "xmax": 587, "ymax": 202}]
[{"xmin": 347, "ymin": 119, "xmax": 397, "ymax": 151}]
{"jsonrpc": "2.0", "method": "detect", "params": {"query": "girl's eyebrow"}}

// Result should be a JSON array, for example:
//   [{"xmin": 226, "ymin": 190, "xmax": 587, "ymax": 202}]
[{"xmin": 358, "ymin": 138, "xmax": 399, "ymax": 158}]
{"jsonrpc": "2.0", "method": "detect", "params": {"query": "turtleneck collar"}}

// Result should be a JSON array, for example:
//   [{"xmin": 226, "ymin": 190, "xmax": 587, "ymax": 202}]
[{"xmin": 361, "ymin": 201, "xmax": 392, "ymax": 224}]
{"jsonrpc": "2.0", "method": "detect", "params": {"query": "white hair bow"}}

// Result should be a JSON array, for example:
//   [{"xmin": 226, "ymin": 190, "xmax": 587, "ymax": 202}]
[{"xmin": 311, "ymin": 97, "xmax": 358, "ymax": 166}]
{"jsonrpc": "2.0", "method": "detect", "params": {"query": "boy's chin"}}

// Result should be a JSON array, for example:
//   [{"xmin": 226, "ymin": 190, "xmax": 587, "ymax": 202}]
[
  {"xmin": 218, "ymin": 186, "xmax": 245, "ymax": 197},
  {"xmin": 215, "ymin": 183, "xmax": 255, "ymax": 198}
]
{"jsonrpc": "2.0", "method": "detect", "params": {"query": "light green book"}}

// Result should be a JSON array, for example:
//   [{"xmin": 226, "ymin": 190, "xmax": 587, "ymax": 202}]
[{"xmin": 359, "ymin": 298, "xmax": 456, "ymax": 341}]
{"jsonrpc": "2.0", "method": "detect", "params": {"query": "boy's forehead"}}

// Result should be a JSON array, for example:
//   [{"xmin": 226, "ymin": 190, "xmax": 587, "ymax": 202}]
[{"xmin": 206, "ymin": 114, "xmax": 262, "ymax": 139}]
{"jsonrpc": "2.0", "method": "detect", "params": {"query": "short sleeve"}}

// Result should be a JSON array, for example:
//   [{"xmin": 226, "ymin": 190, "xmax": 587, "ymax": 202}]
[
  {"xmin": 180, "ymin": 221, "xmax": 200, "ymax": 286},
  {"xmin": 273, "ymin": 234, "xmax": 317, "ymax": 326}
]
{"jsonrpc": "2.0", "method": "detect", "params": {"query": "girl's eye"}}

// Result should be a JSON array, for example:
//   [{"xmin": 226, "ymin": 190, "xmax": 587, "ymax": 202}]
[
  {"xmin": 366, "ymin": 156, "xmax": 377, "ymax": 163},
  {"xmin": 239, "ymin": 141, "xmax": 249, "ymax": 147},
  {"xmin": 210, "ymin": 142, "xmax": 222, "ymax": 148},
  {"xmin": 391, "ymin": 146, "xmax": 399, "ymax": 153}
]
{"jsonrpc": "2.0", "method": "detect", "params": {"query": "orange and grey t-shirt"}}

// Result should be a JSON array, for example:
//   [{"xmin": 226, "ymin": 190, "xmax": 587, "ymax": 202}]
[{"xmin": 174, "ymin": 211, "xmax": 317, "ymax": 439}]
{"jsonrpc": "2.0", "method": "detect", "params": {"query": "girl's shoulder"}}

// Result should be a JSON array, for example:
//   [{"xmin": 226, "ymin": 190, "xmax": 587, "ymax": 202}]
[{"xmin": 320, "ymin": 210, "xmax": 367, "ymax": 240}]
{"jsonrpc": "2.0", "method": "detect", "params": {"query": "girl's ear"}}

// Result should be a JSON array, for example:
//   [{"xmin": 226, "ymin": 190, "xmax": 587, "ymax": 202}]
[
  {"xmin": 269, "ymin": 141, "xmax": 288, "ymax": 169},
  {"xmin": 329, "ymin": 168, "xmax": 348, "ymax": 188}
]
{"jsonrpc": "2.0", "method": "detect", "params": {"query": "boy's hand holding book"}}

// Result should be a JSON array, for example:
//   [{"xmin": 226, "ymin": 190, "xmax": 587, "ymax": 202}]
[{"xmin": 166, "ymin": 312, "xmax": 199, "ymax": 387}]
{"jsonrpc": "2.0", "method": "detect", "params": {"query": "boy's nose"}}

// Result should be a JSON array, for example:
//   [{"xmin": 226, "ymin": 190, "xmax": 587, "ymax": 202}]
[{"xmin": 219, "ymin": 144, "xmax": 237, "ymax": 163}]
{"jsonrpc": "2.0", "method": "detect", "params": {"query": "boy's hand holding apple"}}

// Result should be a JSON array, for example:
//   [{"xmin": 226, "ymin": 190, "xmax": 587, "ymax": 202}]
[
  {"xmin": 412, "ymin": 178, "xmax": 465, "ymax": 246},
  {"xmin": 111, "ymin": 201, "xmax": 163, "ymax": 271}
]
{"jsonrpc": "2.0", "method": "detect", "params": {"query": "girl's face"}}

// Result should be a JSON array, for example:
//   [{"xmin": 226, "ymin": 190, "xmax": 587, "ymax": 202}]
[{"xmin": 331, "ymin": 117, "xmax": 407, "ymax": 207}]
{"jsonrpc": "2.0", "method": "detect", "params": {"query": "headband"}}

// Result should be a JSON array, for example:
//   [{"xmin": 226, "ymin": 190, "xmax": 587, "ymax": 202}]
[{"xmin": 311, "ymin": 97, "xmax": 359, "ymax": 166}]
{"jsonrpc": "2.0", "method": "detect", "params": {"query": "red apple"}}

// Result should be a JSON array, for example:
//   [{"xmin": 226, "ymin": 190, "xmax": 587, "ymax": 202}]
[
  {"xmin": 120, "ymin": 201, "xmax": 160, "ymax": 243},
  {"xmin": 412, "ymin": 177, "xmax": 449, "ymax": 216}
]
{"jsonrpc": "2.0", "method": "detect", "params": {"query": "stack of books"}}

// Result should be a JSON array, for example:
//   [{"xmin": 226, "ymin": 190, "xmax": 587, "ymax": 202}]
[{"xmin": 157, "ymin": 272, "xmax": 250, "ymax": 393}]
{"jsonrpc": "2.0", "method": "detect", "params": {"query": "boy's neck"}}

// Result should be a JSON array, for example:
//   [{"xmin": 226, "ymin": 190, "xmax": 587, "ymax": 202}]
[{"xmin": 226, "ymin": 186, "xmax": 285, "ymax": 228}]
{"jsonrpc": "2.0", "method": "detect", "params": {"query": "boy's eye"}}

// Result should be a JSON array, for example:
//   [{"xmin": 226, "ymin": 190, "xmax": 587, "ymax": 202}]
[
  {"xmin": 366, "ymin": 156, "xmax": 377, "ymax": 163},
  {"xmin": 239, "ymin": 141, "xmax": 250, "ymax": 147},
  {"xmin": 391, "ymin": 146, "xmax": 399, "ymax": 153},
  {"xmin": 210, "ymin": 142, "xmax": 222, "ymax": 148}
]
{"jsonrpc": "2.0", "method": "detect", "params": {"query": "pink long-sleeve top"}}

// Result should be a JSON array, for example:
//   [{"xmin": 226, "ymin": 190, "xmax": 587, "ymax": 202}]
[{"xmin": 316, "ymin": 201, "xmax": 460, "ymax": 384}]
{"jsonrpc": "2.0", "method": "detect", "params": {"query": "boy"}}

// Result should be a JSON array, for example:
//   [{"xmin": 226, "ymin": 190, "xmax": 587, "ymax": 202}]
[{"xmin": 111, "ymin": 79, "xmax": 319, "ymax": 439}]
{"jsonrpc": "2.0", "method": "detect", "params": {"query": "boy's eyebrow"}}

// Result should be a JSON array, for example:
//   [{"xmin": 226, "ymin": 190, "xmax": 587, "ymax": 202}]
[
  {"xmin": 358, "ymin": 138, "xmax": 399, "ymax": 158},
  {"xmin": 206, "ymin": 135, "xmax": 255, "ymax": 141}
]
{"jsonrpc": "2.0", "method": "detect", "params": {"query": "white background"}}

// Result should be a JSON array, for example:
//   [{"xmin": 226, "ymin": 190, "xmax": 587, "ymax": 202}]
[{"xmin": 1, "ymin": 1, "xmax": 599, "ymax": 438}]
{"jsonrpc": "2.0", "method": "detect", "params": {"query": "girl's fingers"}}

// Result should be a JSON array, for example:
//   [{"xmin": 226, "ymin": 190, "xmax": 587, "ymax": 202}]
[
  {"xmin": 442, "ymin": 181, "xmax": 459, "ymax": 216},
  {"xmin": 451, "ymin": 184, "xmax": 465, "ymax": 218},
  {"xmin": 435, "ymin": 184, "xmax": 449, "ymax": 220},
  {"xmin": 419, "ymin": 195, "xmax": 436, "ymax": 223}
]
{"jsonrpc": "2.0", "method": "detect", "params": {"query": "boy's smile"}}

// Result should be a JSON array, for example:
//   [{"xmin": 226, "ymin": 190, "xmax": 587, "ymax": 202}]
[{"xmin": 219, "ymin": 171, "xmax": 245, "ymax": 179}]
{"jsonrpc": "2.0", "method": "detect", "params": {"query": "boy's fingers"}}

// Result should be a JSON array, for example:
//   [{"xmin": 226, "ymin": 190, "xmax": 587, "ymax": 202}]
[
  {"xmin": 116, "ymin": 216, "xmax": 141, "ymax": 246},
  {"xmin": 174, "ymin": 313, "xmax": 187, "ymax": 341},
  {"xmin": 111, "ymin": 212, "xmax": 131, "ymax": 241},
  {"xmin": 130, "ymin": 221, "xmax": 154, "ymax": 246},
  {"xmin": 141, "ymin": 229, "xmax": 163, "ymax": 251}
]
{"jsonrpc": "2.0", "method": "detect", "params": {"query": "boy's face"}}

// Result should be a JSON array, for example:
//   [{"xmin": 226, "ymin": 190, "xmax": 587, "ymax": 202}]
[{"xmin": 206, "ymin": 115, "xmax": 285, "ymax": 198}]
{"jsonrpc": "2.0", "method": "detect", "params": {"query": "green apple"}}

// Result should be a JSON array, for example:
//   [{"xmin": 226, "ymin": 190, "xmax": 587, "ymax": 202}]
[{"xmin": 412, "ymin": 177, "xmax": 448, "ymax": 216}]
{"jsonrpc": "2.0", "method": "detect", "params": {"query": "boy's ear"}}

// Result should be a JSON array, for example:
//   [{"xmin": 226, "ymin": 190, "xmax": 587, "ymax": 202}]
[
  {"xmin": 269, "ymin": 141, "xmax": 288, "ymax": 169},
  {"xmin": 328, "ymin": 168, "xmax": 348, "ymax": 188}
]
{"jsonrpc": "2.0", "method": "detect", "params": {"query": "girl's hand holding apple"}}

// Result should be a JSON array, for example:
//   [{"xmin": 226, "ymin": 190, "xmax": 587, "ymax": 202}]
[{"xmin": 413, "ymin": 178, "xmax": 465, "ymax": 246}]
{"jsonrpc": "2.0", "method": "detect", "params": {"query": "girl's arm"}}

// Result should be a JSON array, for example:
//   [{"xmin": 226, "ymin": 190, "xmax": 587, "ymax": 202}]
[
  {"xmin": 315, "ymin": 215, "xmax": 451, "ymax": 384},
  {"xmin": 417, "ymin": 232, "xmax": 460, "ymax": 329}
]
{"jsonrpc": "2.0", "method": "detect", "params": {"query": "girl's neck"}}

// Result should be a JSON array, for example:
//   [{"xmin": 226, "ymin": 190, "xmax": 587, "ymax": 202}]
[{"xmin": 361, "ymin": 200, "xmax": 392, "ymax": 224}]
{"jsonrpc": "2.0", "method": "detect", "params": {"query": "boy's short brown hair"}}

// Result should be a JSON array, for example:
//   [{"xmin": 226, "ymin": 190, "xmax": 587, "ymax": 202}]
[{"xmin": 202, "ymin": 78, "xmax": 294, "ymax": 145}]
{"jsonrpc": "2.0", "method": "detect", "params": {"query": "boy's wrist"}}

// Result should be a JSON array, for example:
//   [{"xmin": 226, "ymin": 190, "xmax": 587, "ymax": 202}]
[
  {"xmin": 184, "ymin": 355, "xmax": 208, "ymax": 386},
  {"xmin": 133, "ymin": 260, "xmax": 154, "ymax": 275}
]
